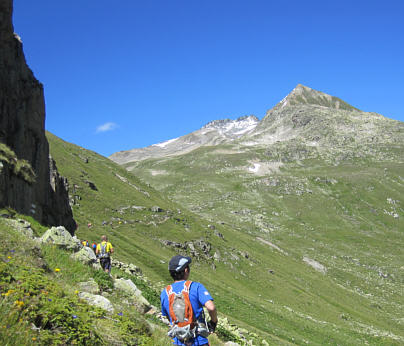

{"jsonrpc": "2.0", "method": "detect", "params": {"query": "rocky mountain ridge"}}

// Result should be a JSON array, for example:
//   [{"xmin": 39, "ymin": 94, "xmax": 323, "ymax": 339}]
[
  {"xmin": 0, "ymin": 0, "xmax": 75, "ymax": 232},
  {"xmin": 110, "ymin": 115, "xmax": 259, "ymax": 164},
  {"xmin": 273, "ymin": 84, "xmax": 359, "ymax": 111},
  {"xmin": 243, "ymin": 85, "xmax": 403, "ymax": 165},
  {"xmin": 111, "ymin": 84, "xmax": 403, "ymax": 166}
]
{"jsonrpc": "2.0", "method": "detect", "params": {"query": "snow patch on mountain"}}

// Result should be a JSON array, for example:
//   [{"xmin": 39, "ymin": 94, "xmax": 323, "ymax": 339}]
[
  {"xmin": 153, "ymin": 137, "xmax": 179, "ymax": 148},
  {"xmin": 247, "ymin": 162, "xmax": 283, "ymax": 175},
  {"xmin": 203, "ymin": 115, "xmax": 259, "ymax": 138},
  {"xmin": 249, "ymin": 163, "xmax": 261, "ymax": 173}
]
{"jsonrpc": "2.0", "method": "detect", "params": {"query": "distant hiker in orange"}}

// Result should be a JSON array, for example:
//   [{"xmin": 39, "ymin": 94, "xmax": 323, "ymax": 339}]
[{"xmin": 96, "ymin": 235, "xmax": 114, "ymax": 274}]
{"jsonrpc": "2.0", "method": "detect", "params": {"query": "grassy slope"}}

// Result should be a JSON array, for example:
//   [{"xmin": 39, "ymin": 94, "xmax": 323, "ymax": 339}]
[
  {"xmin": 128, "ymin": 143, "xmax": 404, "ymax": 345},
  {"xmin": 47, "ymin": 132, "xmax": 404, "ymax": 345},
  {"xmin": 0, "ymin": 212, "xmax": 179, "ymax": 345}
]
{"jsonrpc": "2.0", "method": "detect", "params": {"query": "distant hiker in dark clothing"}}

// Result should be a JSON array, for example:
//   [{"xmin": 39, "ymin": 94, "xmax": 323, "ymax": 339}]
[
  {"xmin": 160, "ymin": 255, "xmax": 217, "ymax": 346},
  {"xmin": 96, "ymin": 235, "xmax": 114, "ymax": 274}
]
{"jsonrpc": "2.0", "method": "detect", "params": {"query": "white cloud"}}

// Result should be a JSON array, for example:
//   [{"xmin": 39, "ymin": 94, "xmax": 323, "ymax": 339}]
[{"xmin": 96, "ymin": 122, "xmax": 118, "ymax": 133}]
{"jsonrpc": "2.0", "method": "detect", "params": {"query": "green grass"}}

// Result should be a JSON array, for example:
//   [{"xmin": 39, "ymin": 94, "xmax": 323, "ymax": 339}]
[
  {"xmin": 42, "ymin": 131, "xmax": 404, "ymax": 344},
  {"xmin": 0, "ymin": 216, "xmax": 185, "ymax": 345},
  {"xmin": 127, "ymin": 139, "xmax": 404, "ymax": 344},
  {"xmin": 0, "ymin": 143, "xmax": 36, "ymax": 184}
]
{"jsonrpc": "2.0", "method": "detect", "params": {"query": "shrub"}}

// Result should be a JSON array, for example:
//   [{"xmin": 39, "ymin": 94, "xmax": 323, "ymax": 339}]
[
  {"xmin": 0, "ymin": 256, "xmax": 104, "ymax": 344},
  {"xmin": 93, "ymin": 269, "xmax": 114, "ymax": 291}
]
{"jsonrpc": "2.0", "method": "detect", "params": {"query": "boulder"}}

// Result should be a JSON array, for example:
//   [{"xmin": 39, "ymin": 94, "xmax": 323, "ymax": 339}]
[
  {"xmin": 78, "ymin": 292, "xmax": 114, "ymax": 313},
  {"xmin": 114, "ymin": 278, "xmax": 151, "ymax": 313},
  {"xmin": 128, "ymin": 263, "xmax": 142, "ymax": 274},
  {"xmin": 303, "ymin": 256, "xmax": 327, "ymax": 274},
  {"xmin": 6, "ymin": 218, "xmax": 34, "ymax": 238},
  {"xmin": 39, "ymin": 226, "xmax": 81, "ymax": 250},
  {"xmin": 71, "ymin": 246, "xmax": 97, "ymax": 265},
  {"xmin": 78, "ymin": 279, "xmax": 99, "ymax": 294},
  {"xmin": 92, "ymin": 262, "xmax": 102, "ymax": 270}
]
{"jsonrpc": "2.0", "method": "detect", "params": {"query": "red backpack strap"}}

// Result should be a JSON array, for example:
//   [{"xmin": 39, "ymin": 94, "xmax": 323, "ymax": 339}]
[
  {"xmin": 166, "ymin": 284, "xmax": 179, "ymax": 324},
  {"xmin": 183, "ymin": 280, "xmax": 192, "ymax": 292}
]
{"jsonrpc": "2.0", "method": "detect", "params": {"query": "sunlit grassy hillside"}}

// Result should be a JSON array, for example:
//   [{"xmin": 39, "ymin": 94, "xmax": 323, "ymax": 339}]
[{"xmin": 46, "ymin": 132, "xmax": 404, "ymax": 345}]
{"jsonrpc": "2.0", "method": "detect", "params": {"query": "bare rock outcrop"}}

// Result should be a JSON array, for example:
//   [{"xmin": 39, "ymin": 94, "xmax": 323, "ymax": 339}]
[{"xmin": 0, "ymin": 0, "xmax": 75, "ymax": 232}]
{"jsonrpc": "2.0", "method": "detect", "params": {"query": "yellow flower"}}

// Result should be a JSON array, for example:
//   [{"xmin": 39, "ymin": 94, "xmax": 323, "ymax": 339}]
[
  {"xmin": 2, "ymin": 289, "xmax": 14, "ymax": 297},
  {"xmin": 32, "ymin": 337, "xmax": 37, "ymax": 341},
  {"xmin": 74, "ymin": 290, "xmax": 79, "ymax": 294},
  {"xmin": 55, "ymin": 268, "xmax": 60, "ymax": 272},
  {"xmin": 7, "ymin": 256, "xmax": 11, "ymax": 259},
  {"xmin": 14, "ymin": 300, "xmax": 24, "ymax": 307}
]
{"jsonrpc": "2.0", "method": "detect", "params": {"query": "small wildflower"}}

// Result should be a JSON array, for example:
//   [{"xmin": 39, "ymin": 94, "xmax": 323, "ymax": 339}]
[
  {"xmin": 72, "ymin": 315, "xmax": 77, "ymax": 319},
  {"xmin": 48, "ymin": 298, "xmax": 52, "ymax": 302},
  {"xmin": 10, "ymin": 250, "xmax": 15, "ymax": 253},
  {"xmin": 74, "ymin": 290, "xmax": 79, "ymax": 294},
  {"xmin": 14, "ymin": 300, "xmax": 25, "ymax": 307},
  {"xmin": 3, "ymin": 289, "xmax": 15, "ymax": 297},
  {"xmin": 32, "ymin": 337, "xmax": 37, "ymax": 341},
  {"xmin": 7, "ymin": 256, "xmax": 11, "ymax": 259},
  {"xmin": 55, "ymin": 268, "xmax": 60, "ymax": 272},
  {"xmin": 118, "ymin": 312, "xmax": 123, "ymax": 316}
]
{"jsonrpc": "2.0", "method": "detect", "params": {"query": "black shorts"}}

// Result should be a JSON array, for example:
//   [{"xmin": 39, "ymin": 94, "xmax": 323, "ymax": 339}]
[{"xmin": 100, "ymin": 257, "xmax": 111, "ymax": 271}]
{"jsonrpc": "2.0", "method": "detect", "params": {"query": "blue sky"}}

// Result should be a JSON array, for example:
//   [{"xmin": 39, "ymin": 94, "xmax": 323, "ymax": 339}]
[{"xmin": 13, "ymin": 0, "xmax": 404, "ymax": 157}]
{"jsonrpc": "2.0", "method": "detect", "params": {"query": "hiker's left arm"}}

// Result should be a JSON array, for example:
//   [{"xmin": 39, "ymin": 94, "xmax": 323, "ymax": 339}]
[{"xmin": 204, "ymin": 300, "xmax": 217, "ymax": 323}]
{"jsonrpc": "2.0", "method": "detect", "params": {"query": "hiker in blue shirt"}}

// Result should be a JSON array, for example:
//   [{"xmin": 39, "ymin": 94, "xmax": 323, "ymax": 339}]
[{"xmin": 161, "ymin": 255, "xmax": 218, "ymax": 346}]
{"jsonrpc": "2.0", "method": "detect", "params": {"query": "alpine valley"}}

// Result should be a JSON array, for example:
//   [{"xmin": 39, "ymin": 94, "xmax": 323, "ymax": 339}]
[
  {"xmin": 1, "ymin": 0, "xmax": 404, "ymax": 342},
  {"xmin": 109, "ymin": 84, "xmax": 404, "ymax": 344}
]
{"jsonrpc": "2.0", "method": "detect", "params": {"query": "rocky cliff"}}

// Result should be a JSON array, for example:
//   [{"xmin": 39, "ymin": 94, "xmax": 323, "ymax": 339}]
[{"xmin": 0, "ymin": 0, "xmax": 75, "ymax": 232}]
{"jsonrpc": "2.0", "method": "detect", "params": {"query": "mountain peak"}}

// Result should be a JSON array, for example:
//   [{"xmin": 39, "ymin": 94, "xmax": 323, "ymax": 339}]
[{"xmin": 278, "ymin": 84, "xmax": 359, "ymax": 111}]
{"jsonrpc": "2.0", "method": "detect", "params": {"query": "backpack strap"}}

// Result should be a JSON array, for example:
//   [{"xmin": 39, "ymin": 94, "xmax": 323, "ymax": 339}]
[
  {"xmin": 178, "ymin": 281, "xmax": 194, "ymax": 328},
  {"xmin": 166, "ymin": 284, "xmax": 178, "ymax": 324},
  {"xmin": 183, "ymin": 280, "xmax": 192, "ymax": 293}
]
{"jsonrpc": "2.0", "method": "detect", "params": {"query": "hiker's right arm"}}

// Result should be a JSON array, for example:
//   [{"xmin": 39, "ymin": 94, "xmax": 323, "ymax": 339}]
[{"xmin": 205, "ymin": 300, "xmax": 217, "ymax": 323}]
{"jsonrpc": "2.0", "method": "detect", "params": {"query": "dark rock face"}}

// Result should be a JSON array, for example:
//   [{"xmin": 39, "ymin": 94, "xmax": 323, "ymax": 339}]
[{"xmin": 0, "ymin": 0, "xmax": 75, "ymax": 232}]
